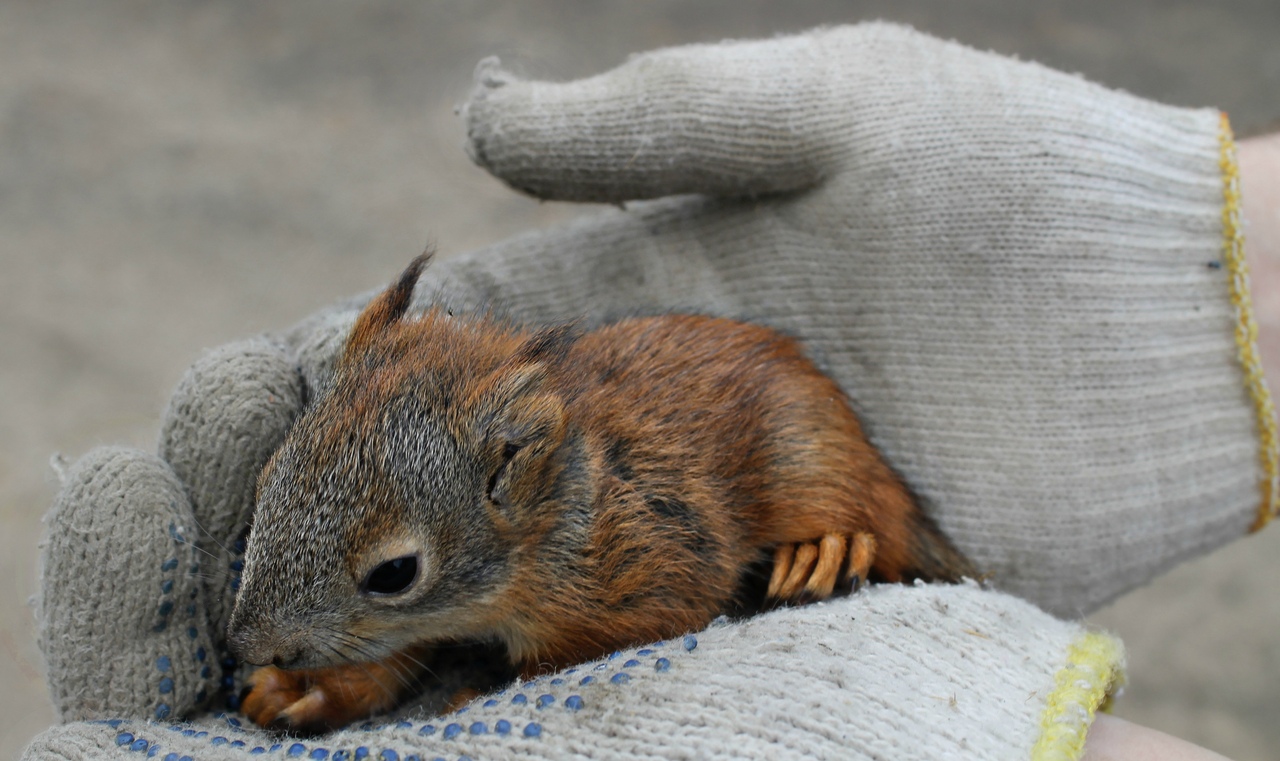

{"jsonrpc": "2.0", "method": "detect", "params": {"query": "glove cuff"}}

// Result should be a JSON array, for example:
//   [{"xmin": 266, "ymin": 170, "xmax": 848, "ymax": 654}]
[{"xmin": 1220, "ymin": 115, "xmax": 1279, "ymax": 531}]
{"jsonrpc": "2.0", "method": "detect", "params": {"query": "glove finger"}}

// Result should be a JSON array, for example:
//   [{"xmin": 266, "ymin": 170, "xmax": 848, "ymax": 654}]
[
  {"xmin": 158, "ymin": 337, "xmax": 305, "ymax": 656},
  {"xmin": 462, "ymin": 29, "xmax": 860, "ymax": 203},
  {"xmin": 38, "ymin": 447, "xmax": 219, "ymax": 722},
  {"xmin": 284, "ymin": 306, "xmax": 361, "ymax": 402}
]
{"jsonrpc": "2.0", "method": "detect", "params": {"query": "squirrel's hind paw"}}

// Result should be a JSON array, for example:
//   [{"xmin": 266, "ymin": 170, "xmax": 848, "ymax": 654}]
[{"xmin": 766, "ymin": 532, "xmax": 876, "ymax": 605}]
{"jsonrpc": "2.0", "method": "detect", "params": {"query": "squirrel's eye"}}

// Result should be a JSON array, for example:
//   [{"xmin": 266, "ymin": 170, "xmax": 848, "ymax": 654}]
[{"xmin": 360, "ymin": 555, "xmax": 419, "ymax": 596}]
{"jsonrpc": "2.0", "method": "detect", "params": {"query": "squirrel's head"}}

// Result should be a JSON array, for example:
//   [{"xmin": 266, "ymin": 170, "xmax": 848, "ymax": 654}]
[{"xmin": 227, "ymin": 253, "xmax": 579, "ymax": 669}]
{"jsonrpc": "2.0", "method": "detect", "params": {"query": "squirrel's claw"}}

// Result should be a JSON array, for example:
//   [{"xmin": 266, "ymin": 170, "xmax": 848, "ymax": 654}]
[
  {"xmin": 766, "ymin": 543, "xmax": 796, "ymax": 600},
  {"xmin": 766, "ymin": 532, "xmax": 877, "ymax": 606},
  {"xmin": 843, "ymin": 533, "xmax": 876, "ymax": 592},
  {"xmin": 771, "ymin": 541, "xmax": 819, "ymax": 601}
]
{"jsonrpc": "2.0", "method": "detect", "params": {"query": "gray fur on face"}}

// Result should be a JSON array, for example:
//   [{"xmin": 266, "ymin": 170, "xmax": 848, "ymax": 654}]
[{"xmin": 227, "ymin": 373, "xmax": 516, "ymax": 670}]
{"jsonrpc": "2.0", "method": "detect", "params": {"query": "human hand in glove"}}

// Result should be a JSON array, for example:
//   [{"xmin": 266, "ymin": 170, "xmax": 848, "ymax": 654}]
[{"xmin": 31, "ymin": 22, "xmax": 1275, "ymax": 761}]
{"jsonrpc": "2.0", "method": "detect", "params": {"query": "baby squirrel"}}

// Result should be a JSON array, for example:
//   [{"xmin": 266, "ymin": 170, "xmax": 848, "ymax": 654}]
[{"xmin": 228, "ymin": 253, "xmax": 974, "ymax": 732}]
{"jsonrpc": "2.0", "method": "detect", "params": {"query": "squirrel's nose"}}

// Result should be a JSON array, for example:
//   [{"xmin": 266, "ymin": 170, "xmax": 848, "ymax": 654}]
[
  {"xmin": 230, "ymin": 638, "xmax": 303, "ymax": 669},
  {"xmin": 226, "ymin": 619, "xmax": 285, "ymax": 667},
  {"xmin": 271, "ymin": 648, "xmax": 304, "ymax": 669},
  {"xmin": 226, "ymin": 602, "xmax": 311, "ymax": 668},
  {"xmin": 226, "ymin": 634, "xmax": 270, "ymax": 667}
]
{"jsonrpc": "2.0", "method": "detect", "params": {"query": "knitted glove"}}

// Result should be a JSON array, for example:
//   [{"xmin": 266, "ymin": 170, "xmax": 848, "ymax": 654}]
[
  {"xmin": 30, "ymin": 21, "xmax": 1269, "ymax": 760},
  {"xmin": 267, "ymin": 22, "xmax": 1275, "ymax": 614},
  {"xmin": 443, "ymin": 21, "xmax": 1277, "ymax": 617},
  {"xmin": 25, "ymin": 582, "xmax": 1125, "ymax": 761},
  {"xmin": 38, "ymin": 341, "xmax": 305, "ymax": 724}
]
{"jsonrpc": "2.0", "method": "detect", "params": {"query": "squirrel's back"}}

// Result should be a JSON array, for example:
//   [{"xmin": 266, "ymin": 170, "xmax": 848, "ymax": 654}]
[
  {"xmin": 560, "ymin": 315, "xmax": 963, "ymax": 577},
  {"xmin": 477, "ymin": 313, "xmax": 972, "ymax": 669}
]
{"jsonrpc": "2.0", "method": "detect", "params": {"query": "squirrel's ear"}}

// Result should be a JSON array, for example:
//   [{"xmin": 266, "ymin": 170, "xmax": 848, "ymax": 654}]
[
  {"xmin": 343, "ymin": 250, "xmax": 434, "ymax": 366},
  {"xmin": 495, "ymin": 389, "xmax": 565, "ymax": 449},
  {"xmin": 515, "ymin": 324, "xmax": 580, "ymax": 364},
  {"xmin": 470, "ymin": 325, "xmax": 577, "ymax": 407},
  {"xmin": 486, "ymin": 388, "xmax": 566, "ymax": 513},
  {"xmin": 483, "ymin": 361, "xmax": 550, "ymax": 408},
  {"xmin": 467, "ymin": 358, "xmax": 567, "ymax": 507},
  {"xmin": 473, "ymin": 350, "xmax": 568, "ymax": 511}
]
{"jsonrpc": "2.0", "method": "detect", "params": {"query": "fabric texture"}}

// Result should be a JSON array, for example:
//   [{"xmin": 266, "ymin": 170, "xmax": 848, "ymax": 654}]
[
  {"xmin": 25, "ymin": 583, "xmax": 1124, "ymax": 761},
  {"xmin": 28, "ymin": 21, "xmax": 1268, "ymax": 761}
]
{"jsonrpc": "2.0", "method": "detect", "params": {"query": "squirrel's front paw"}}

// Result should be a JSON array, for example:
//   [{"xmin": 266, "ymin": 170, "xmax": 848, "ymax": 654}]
[{"xmin": 241, "ymin": 664, "xmax": 400, "ymax": 734}]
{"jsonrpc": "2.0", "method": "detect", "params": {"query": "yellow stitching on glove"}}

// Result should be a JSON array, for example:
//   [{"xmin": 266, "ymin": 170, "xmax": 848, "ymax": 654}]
[
  {"xmin": 1219, "ymin": 112, "xmax": 1280, "ymax": 532},
  {"xmin": 1030, "ymin": 631, "xmax": 1125, "ymax": 761}
]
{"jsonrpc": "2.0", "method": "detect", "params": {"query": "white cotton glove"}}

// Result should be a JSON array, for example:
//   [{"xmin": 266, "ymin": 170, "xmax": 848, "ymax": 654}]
[{"xmin": 25, "ymin": 582, "xmax": 1124, "ymax": 761}]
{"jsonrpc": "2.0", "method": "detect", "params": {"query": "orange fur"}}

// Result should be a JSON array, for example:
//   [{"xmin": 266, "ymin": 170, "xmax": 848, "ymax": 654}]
[{"xmin": 242, "ymin": 645, "xmax": 433, "ymax": 734}]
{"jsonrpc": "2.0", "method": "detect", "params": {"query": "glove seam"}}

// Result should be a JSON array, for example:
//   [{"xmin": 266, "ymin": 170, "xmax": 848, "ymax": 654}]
[{"xmin": 1219, "ymin": 112, "xmax": 1280, "ymax": 531}]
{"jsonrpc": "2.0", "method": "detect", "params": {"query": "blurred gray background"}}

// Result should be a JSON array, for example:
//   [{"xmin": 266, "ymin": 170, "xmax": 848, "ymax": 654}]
[{"xmin": 3, "ymin": 1, "xmax": 1280, "ymax": 758}]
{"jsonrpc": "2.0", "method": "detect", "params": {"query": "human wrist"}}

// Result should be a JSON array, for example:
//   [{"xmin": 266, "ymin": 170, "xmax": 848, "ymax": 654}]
[
  {"xmin": 1241, "ymin": 134, "xmax": 1280, "ymax": 262},
  {"xmin": 1083, "ymin": 714, "xmax": 1234, "ymax": 761},
  {"xmin": 1241, "ymin": 133, "xmax": 1280, "ymax": 394}
]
